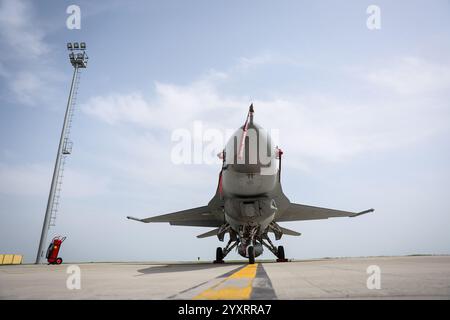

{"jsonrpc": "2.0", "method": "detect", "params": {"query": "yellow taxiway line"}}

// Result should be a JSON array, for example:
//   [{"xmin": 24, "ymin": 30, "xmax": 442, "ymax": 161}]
[{"xmin": 193, "ymin": 263, "xmax": 258, "ymax": 300}]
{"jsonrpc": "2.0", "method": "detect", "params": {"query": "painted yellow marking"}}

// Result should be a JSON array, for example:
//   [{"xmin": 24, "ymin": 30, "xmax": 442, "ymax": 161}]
[
  {"xmin": 0, "ymin": 254, "xmax": 23, "ymax": 265},
  {"xmin": 1, "ymin": 254, "xmax": 13, "ymax": 265},
  {"xmin": 194, "ymin": 264, "xmax": 258, "ymax": 300},
  {"xmin": 12, "ymin": 255, "xmax": 23, "ymax": 264}
]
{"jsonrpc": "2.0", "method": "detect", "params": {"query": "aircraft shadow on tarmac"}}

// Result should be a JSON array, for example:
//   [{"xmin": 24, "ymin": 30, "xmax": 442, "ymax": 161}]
[{"xmin": 136, "ymin": 262, "xmax": 245, "ymax": 275}]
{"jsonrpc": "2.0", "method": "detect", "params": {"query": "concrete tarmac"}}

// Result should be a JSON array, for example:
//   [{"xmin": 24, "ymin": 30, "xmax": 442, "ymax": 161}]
[{"xmin": 1, "ymin": 256, "xmax": 449, "ymax": 299}]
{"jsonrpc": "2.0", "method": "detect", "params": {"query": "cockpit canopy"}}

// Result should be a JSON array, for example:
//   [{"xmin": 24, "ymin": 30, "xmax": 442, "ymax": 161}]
[{"xmin": 223, "ymin": 122, "xmax": 277, "ymax": 174}]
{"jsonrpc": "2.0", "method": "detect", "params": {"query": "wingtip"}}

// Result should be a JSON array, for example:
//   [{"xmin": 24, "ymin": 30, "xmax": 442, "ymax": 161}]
[
  {"xmin": 127, "ymin": 216, "xmax": 143, "ymax": 222},
  {"xmin": 352, "ymin": 208, "xmax": 375, "ymax": 217}
]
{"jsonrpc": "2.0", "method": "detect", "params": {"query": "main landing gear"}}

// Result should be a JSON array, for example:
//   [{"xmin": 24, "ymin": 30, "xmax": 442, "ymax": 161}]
[
  {"xmin": 213, "ymin": 233, "xmax": 288, "ymax": 264},
  {"xmin": 276, "ymin": 245, "xmax": 287, "ymax": 262},
  {"xmin": 215, "ymin": 243, "xmax": 286, "ymax": 263},
  {"xmin": 214, "ymin": 247, "xmax": 224, "ymax": 263},
  {"xmin": 261, "ymin": 235, "xmax": 288, "ymax": 262},
  {"xmin": 214, "ymin": 238, "xmax": 240, "ymax": 264}
]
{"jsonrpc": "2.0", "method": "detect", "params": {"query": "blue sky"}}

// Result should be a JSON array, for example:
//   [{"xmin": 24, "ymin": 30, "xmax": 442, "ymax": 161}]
[{"xmin": 1, "ymin": 0, "xmax": 450, "ymax": 263}]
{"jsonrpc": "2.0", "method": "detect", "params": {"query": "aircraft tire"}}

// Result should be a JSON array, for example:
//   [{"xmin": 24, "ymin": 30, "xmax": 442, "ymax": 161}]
[
  {"xmin": 277, "ymin": 246, "xmax": 285, "ymax": 260},
  {"xmin": 248, "ymin": 246, "xmax": 255, "ymax": 264},
  {"xmin": 215, "ymin": 247, "xmax": 224, "ymax": 263}
]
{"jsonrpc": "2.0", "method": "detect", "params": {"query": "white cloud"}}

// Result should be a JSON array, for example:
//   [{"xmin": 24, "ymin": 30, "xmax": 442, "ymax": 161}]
[
  {"xmin": 10, "ymin": 71, "xmax": 44, "ymax": 106},
  {"xmin": 235, "ymin": 53, "xmax": 306, "ymax": 71},
  {"xmin": 0, "ymin": 0, "xmax": 63, "ymax": 107},
  {"xmin": 253, "ymin": 94, "xmax": 447, "ymax": 163},
  {"xmin": 83, "ymin": 93, "xmax": 153, "ymax": 126},
  {"xmin": 365, "ymin": 57, "xmax": 450, "ymax": 95},
  {"xmin": 82, "ymin": 55, "xmax": 450, "ymax": 174},
  {"xmin": 82, "ymin": 80, "xmax": 245, "ymax": 131},
  {"xmin": 107, "ymin": 132, "xmax": 216, "ymax": 188},
  {"xmin": 0, "ymin": 163, "xmax": 109, "ymax": 197},
  {"xmin": 63, "ymin": 169, "xmax": 110, "ymax": 198},
  {"xmin": 237, "ymin": 54, "xmax": 275, "ymax": 70},
  {"xmin": 0, "ymin": 0, "xmax": 48, "ymax": 60}
]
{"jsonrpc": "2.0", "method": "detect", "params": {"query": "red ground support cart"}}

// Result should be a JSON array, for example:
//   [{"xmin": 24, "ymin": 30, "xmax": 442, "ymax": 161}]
[{"xmin": 46, "ymin": 236, "xmax": 66, "ymax": 265}]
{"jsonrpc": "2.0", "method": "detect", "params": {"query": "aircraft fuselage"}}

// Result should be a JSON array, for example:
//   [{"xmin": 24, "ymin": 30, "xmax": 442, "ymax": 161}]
[{"xmin": 220, "ymin": 112, "xmax": 279, "ymax": 258}]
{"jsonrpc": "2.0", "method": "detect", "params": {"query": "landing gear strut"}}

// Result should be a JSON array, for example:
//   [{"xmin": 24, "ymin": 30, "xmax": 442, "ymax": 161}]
[
  {"xmin": 214, "ymin": 239, "xmax": 239, "ymax": 263},
  {"xmin": 262, "ymin": 234, "xmax": 288, "ymax": 262}
]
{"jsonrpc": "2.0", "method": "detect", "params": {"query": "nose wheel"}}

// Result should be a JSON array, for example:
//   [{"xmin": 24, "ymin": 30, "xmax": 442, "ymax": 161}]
[{"xmin": 248, "ymin": 246, "xmax": 255, "ymax": 264}]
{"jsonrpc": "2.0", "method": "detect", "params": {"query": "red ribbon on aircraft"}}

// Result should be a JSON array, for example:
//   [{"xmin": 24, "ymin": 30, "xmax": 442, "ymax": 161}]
[{"xmin": 238, "ymin": 106, "xmax": 253, "ymax": 159}]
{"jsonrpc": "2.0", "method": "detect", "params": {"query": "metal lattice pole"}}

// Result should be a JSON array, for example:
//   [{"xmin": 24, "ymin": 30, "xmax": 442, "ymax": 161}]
[{"xmin": 35, "ymin": 43, "xmax": 88, "ymax": 264}]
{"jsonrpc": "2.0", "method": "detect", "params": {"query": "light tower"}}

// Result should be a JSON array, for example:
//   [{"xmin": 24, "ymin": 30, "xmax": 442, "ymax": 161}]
[{"xmin": 35, "ymin": 42, "xmax": 88, "ymax": 264}]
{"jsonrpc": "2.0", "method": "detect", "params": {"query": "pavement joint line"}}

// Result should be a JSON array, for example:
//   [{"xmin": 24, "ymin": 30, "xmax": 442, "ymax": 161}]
[
  {"xmin": 172, "ymin": 281, "xmax": 209, "ymax": 296},
  {"xmin": 250, "ymin": 263, "xmax": 277, "ymax": 300}
]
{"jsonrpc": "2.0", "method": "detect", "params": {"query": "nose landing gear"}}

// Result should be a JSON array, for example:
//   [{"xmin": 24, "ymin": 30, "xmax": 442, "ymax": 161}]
[{"xmin": 248, "ymin": 246, "xmax": 255, "ymax": 264}]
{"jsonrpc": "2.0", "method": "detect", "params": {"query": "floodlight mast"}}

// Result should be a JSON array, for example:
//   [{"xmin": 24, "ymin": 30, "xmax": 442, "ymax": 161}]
[{"xmin": 35, "ymin": 43, "xmax": 88, "ymax": 264}]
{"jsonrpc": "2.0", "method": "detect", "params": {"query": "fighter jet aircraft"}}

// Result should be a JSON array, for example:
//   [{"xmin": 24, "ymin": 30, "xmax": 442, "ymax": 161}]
[{"xmin": 128, "ymin": 104, "xmax": 374, "ymax": 264}]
